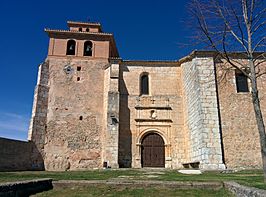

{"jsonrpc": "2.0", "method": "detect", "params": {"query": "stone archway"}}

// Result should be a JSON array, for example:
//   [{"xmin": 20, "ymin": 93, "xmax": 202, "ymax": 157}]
[{"xmin": 141, "ymin": 133, "xmax": 165, "ymax": 167}]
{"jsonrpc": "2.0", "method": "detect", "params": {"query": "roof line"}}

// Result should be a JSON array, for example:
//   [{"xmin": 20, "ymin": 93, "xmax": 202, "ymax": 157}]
[
  {"xmin": 44, "ymin": 29, "xmax": 113, "ymax": 36},
  {"xmin": 122, "ymin": 60, "xmax": 178, "ymax": 62},
  {"xmin": 67, "ymin": 21, "xmax": 101, "ymax": 26},
  {"xmin": 179, "ymin": 50, "xmax": 266, "ymax": 63}
]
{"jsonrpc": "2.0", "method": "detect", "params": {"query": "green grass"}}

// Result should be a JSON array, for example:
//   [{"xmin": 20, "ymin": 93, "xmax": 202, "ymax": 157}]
[
  {"xmin": 157, "ymin": 169, "xmax": 266, "ymax": 189},
  {"xmin": 0, "ymin": 169, "xmax": 141, "ymax": 182},
  {"xmin": 0, "ymin": 169, "xmax": 265, "ymax": 190},
  {"xmin": 32, "ymin": 185, "xmax": 234, "ymax": 197}
]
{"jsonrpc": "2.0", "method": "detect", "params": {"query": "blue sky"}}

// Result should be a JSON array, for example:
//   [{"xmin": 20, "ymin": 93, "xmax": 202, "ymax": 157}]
[{"xmin": 0, "ymin": 0, "xmax": 193, "ymax": 141}]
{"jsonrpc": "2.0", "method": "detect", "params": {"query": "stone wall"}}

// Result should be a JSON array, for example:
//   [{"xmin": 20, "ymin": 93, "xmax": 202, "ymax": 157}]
[
  {"xmin": 119, "ymin": 61, "xmax": 185, "ymax": 168},
  {"xmin": 216, "ymin": 60, "xmax": 266, "ymax": 168},
  {"xmin": 0, "ymin": 138, "xmax": 32, "ymax": 171},
  {"xmin": 181, "ymin": 61, "xmax": 202, "ymax": 163},
  {"xmin": 28, "ymin": 61, "xmax": 49, "ymax": 170},
  {"xmin": 224, "ymin": 181, "xmax": 266, "ymax": 197},
  {"xmin": 104, "ymin": 63, "xmax": 120, "ymax": 168},
  {"xmin": 43, "ymin": 57, "xmax": 108, "ymax": 171},
  {"xmin": 0, "ymin": 179, "xmax": 53, "ymax": 196},
  {"xmin": 181, "ymin": 57, "xmax": 225, "ymax": 170}
]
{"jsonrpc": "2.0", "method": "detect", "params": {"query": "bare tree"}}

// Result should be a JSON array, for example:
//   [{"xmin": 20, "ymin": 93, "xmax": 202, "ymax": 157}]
[{"xmin": 188, "ymin": 0, "xmax": 266, "ymax": 180}]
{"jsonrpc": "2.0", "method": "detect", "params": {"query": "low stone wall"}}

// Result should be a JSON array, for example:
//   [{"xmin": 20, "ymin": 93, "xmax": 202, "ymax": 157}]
[
  {"xmin": 0, "ymin": 179, "xmax": 53, "ymax": 197},
  {"xmin": 224, "ymin": 181, "xmax": 266, "ymax": 197},
  {"xmin": 0, "ymin": 137, "xmax": 33, "ymax": 171},
  {"xmin": 53, "ymin": 180, "xmax": 223, "ymax": 190}
]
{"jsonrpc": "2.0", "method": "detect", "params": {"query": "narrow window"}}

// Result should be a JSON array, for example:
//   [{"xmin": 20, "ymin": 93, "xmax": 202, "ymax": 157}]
[
  {"xmin": 77, "ymin": 77, "xmax": 80, "ymax": 81},
  {"xmin": 66, "ymin": 40, "xmax": 76, "ymax": 55},
  {"xmin": 79, "ymin": 116, "xmax": 83, "ymax": 120},
  {"xmin": 235, "ymin": 71, "xmax": 249, "ymax": 92},
  {"xmin": 86, "ymin": 28, "xmax": 90, "ymax": 32},
  {"xmin": 79, "ymin": 27, "xmax": 82, "ymax": 32},
  {"xmin": 77, "ymin": 66, "xmax": 81, "ymax": 71},
  {"xmin": 84, "ymin": 41, "xmax": 93, "ymax": 56},
  {"xmin": 140, "ymin": 74, "xmax": 149, "ymax": 95}
]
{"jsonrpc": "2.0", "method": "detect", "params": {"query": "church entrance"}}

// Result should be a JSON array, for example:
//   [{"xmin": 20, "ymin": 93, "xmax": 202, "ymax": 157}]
[{"xmin": 141, "ymin": 133, "xmax": 165, "ymax": 167}]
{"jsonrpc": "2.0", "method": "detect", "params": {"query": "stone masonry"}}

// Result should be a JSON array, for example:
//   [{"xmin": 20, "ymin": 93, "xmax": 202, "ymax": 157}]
[
  {"xmin": 26, "ymin": 21, "xmax": 265, "ymax": 171},
  {"xmin": 181, "ymin": 57, "xmax": 225, "ymax": 170},
  {"xmin": 28, "ymin": 61, "xmax": 49, "ymax": 170}
]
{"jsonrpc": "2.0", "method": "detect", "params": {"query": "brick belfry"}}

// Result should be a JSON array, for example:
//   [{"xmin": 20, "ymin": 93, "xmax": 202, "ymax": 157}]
[{"xmin": 28, "ymin": 21, "xmax": 265, "ymax": 171}]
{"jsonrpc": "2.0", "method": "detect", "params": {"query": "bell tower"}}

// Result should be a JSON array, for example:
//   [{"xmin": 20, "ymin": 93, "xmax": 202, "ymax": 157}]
[
  {"xmin": 28, "ymin": 21, "xmax": 120, "ymax": 170},
  {"xmin": 46, "ymin": 21, "xmax": 119, "ymax": 58}
]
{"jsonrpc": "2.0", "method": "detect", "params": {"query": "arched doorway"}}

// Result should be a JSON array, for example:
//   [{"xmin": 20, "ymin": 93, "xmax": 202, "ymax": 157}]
[{"xmin": 141, "ymin": 133, "xmax": 165, "ymax": 167}]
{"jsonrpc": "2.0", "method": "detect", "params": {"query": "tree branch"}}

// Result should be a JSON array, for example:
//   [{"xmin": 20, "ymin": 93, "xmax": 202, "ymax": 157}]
[
  {"xmin": 216, "ymin": 1, "xmax": 249, "ymax": 53},
  {"xmin": 253, "ymin": 36, "xmax": 266, "ymax": 52}
]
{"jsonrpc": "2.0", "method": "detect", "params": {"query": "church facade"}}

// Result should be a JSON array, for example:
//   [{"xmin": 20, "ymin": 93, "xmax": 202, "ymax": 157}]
[{"xmin": 28, "ymin": 21, "xmax": 266, "ymax": 171}]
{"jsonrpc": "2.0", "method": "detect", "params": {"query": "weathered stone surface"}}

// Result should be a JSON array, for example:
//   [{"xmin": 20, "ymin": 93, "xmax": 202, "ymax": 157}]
[
  {"xmin": 216, "ymin": 60, "xmax": 266, "ymax": 169},
  {"xmin": 181, "ymin": 57, "xmax": 225, "ymax": 170},
  {"xmin": 224, "ymin": 181, "xmax": 266, "ymax": 197},
  {"xmin": 0, "ymin": 138, "xmax": 32, "ymax": 171},
  {"xmin": 26, "ymin": 21, "xmax": 265, "ymax": 171},
  {"xmin": 43, "ymin": 58, "xmax": 106, "ymax": 170},
  {"xmin": 53, "ymin": 179, "xmax": 223, "ymax": 190},
  {"xmin": 119, "ymin": 62, "xmax": 185, "ymax": 168},
  {"xmin": 0, "ymin": 179, "xmax": 53, "ymax": 197}
]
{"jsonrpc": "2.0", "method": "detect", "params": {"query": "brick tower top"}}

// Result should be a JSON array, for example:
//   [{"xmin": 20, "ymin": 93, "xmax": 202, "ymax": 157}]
[
  {"xmin": 67, "ymin": 21, "xmax": 102, "ymax": 33},
  {"xmin": 44, "ymin": 21, "xmax": 119, "ymax": 58}
]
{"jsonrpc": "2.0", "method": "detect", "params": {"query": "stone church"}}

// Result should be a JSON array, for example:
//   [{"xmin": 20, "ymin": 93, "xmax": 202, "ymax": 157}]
[{"xmin": 27, "ymin": 21, "xmax": 266, "ymax": 171}]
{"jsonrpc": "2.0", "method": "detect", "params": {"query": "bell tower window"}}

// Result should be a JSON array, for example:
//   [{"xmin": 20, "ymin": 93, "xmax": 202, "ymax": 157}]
[
  {"xmin": 140, "ymin": 73, "xmax": 149, "ymax": 95},
  {"xmin": 66, "ymin": 40, "xmax": 76, "ymax": 55},
  {"xmin": 84, "ymin": 41, "xmax": 93, "ymax": 56}
]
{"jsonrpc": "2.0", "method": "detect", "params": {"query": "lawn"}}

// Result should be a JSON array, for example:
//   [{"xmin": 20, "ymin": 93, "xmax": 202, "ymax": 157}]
[
  {"xmin": 158, "ymin": 169, "xmax": 266, "ymax": 189},
  {"xmin": 0, "ymin": 169, "xmax": 265, "ymax": 189},
  {"xmin": 0, "ymin": 169, "xmax": 142, "ymax": 182}
]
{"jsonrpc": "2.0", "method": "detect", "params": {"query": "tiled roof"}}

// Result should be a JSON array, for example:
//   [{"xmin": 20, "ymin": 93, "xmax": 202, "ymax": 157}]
[
  {"xmin": 67, "ymin": 21, "xmax": 101, "ymax": 26},
  {"xmin": 44, "ymin": 29, "xmax": 112, "ymax": 36}
]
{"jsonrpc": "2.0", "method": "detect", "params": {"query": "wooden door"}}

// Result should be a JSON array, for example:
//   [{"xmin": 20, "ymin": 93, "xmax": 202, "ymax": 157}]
[{"xmin": 141, "ymin": 133, "xmax": 165, "ymax": 167}]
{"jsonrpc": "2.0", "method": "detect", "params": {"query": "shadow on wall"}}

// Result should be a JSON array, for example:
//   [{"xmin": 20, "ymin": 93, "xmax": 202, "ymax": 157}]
[
  {"xmin": 30, "ymin": 142, "xmax": 45, "ymax": 170},
  {"xmin": 0, "ymin": 137, "xmax": 44, "ymax": 171},
  {"xmin": 118, "ymin": 66, "xmax": 132, "ymax": 168}
]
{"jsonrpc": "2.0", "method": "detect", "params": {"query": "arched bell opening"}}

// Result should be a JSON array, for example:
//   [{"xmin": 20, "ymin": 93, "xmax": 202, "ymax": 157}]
[
  {"xmin": 66, "ymin": 40, "xmax": 76, "ymax": 55},
  {"xmin": 83, "ymin": 41, "xmax": 93, "ymax": 56}
]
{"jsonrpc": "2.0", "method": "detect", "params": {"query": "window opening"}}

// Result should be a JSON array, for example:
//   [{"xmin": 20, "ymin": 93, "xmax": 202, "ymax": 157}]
[
  {"xmin": 84, "ymin": 41, "xmax": 93, "ymax": 56},
  {"xmin": 66, "ymin": 40, "xmax": 76, "ymax": 55},
  {"xmin": 140, "ymin": 74, "xmax": 149, "ymax": 95},
  {"xmin": 236, "ymin": 71, "xmax": 249, "ymax": 92}
]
